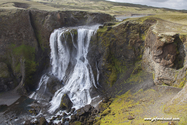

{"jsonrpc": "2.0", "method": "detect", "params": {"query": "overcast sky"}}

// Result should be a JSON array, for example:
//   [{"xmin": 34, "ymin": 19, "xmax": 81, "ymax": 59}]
[{"xmin": 106, "ymin": 0, "xmax": 187, "ymax": 10}]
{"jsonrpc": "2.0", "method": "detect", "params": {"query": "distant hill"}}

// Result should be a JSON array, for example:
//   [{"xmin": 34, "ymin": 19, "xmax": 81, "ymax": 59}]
[{"xmin": 30, "ymin": 0, "xmax": 187, "ymax": 15}]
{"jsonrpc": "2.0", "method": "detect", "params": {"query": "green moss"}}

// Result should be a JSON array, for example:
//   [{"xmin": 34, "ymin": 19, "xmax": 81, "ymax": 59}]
[
  {"xmin": 0, "ymin": 62, "xmax": 9, "ymax": 78},
  {"xmin": 141, "ymin": 34, "xmax": 146, "ymax": 41},
  {"xmin": 12, "ymin": 44, "xmax": 37, "ymax": 87},
  {"xmin": 36, "ymin": 31, "xmax": 44, "ymax": 51},
  {"xmin": 164, "ymin": 104, "xmax": 187, "ymax": 125},
  {"xmin": 60, "ymin": 94, "xmax": 68, "ymax": 108},
  {"xmin": 94, "ymin": 120, "xmax": 101, "ymax": 125},
  {"xmin": 71, "ymin": 29, "xmax": 78, "ymax": 35},
  {"xmin": 98, "ymin": 102, "xmax": 109, "ymax": 112},
  {"xmin": 174, "ymin": 71, "xmax": 187, "ymax": 88},
  {"xmin": 125, "ymin": 61, "xmax": 146, "ymax": 84},
  {"xmin": 101, "ymin": 108, "xmax": 111, "ymax": 116},
  {"xmin": 179, "ymin": 35, "xmax": 186, "ymax": 43},
  {"xmin": 13, "ymin": 45, "xmax": 35, "ymax": 59},
  {"xmin": 106, "ymin": 54, "xmax": 124, "ymax": 86},
  {"xmin": 97, "ymin": 26, "xmax": 108, "ymax": 33},
  {"xmin": 15, "ymin": 63, "xmax": 20, "ymax": 73},
  {"xmin": 108, "ymin": 67, "xmax": 117, "ymax": 86},
  {"xmin": 162, "ymin": 83, "xmax": 169, "ymax": 86},
  {"xmin": 73, "ymin": 121, "xmax": 82, "ymax": 125},
  {"xmin": 99, "ymin": 90, "xmax": 144, "ymax": 124},
  {"xmin": 153, "ymin": 73, "xmax": 155, "ymax": 80},
  {"xmin": 179, "ymin": 78, "xmax": 186, "ymax": 88}
]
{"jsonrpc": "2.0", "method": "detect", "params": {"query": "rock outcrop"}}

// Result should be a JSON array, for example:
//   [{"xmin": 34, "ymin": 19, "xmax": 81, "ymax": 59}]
[
  {"xmin": 143, "ymin": 31, "xmax": 185, "ymax": 86},
  {"xmin": 88, "ymin": 18, "xmax": 187, "ymax": 123},
  {"xmin": 60, "ymin": 94, "xmax": 73, "ymax": 113},
  {"xmin": 0, "ymin": 9, "xmax": 114, "ymax": 94},
  {"xmin": 88, "ymin": 17, "xmax": 187, "ymax": 98},
  {"xmin": 88, "ymin": 18, "xmax": 157, "ymax": 97}
]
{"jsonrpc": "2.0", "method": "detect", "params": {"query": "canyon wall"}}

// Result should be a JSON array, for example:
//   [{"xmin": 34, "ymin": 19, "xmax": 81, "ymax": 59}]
[
  {"xmin": 88, "ymin": 18, "xmax": 187, "ymax": 99},
  {"xmin": 0, "ymin": 9, "xmax": 114, "ymax": 94}
]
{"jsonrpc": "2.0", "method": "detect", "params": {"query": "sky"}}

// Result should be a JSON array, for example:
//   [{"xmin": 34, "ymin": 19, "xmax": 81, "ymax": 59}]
[{"xmin": 106, "ymin": 0, "xmax": 187, "ymax": 10}]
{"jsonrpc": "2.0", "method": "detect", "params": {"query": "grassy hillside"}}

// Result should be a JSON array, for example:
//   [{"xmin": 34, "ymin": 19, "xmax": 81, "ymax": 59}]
[
  {"xmin": 1, "ymin": 0, "xmax": 187, "ymax": 26},
  {"xmin": 30, "ymin": 0, "xmax": 184, "ymax": 15}
]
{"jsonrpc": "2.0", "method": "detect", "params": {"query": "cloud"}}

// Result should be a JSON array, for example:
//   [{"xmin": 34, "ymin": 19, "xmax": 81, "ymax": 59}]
[
  {"xmin": 150, "ymin": 0, "xmax": 169, "ymax": 2},
  {"xmin": 106, "ymin": 0, "xmax": 187, "ymax": 10}
]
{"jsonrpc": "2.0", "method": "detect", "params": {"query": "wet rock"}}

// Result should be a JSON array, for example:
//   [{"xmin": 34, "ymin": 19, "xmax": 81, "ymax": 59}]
[
  {"xmin": 39, "ymin": 117, "xmax": 48, "ymax": 125},
  {"xmin": 60, "ymin": 94, "xmax": 73, "ymax": 112},
  {"xmin": 71, "ymin": 114, "xmax": 77, "ymax": 121},
  {"xmin": 70, "ymin": 105, "xmax": 100, "ymax": 125},
  {"xmin": 99, "ymin": 26, "xmax": 104, "ymax": 28},
  {"xmin": 71, "ymin": 108, "xmax": 76, "ymax": 113},
  {"xmin": 34, "ymin": 120, "xmax": 39, "ymax": 124},
  {"xmin": 62, "ymin": 112, "xmax": 67, "ymax": 117},
  {"xmin": 24, "ymin": 120, "xmax": 31, "ymax": 125},
  {"xmin": 62, "ymin": 118, "xmax": 70, "ymax": 123},
  {"xmin": 50, "ymin": 116, "xmax": 56, "ymax": 121},
  {"xmin": 47, "ymin": 75, "xmax": 63, "ymax": 94},
  {"xmin": 84, "ymin": 104, "xmax": 91, "ymax": 112},
  {"xmin": 80, "ymin": 56, "xmax": 85, "ymax": 62},
  {"xmin": 57, "ymin": 122, "xmax": 62, "ymax": 125},
  {"xmin": 80, "ymin": 116, "xmax": 85, "ymax": 122},
  {"xmin": 63, "ymin": 118, "xmax": 70, "ymax": 123},
  {"xmin": 65, "ymin": 118, "xmax": 69, "ymax": 121},
  {"xmin": 77, "ymin": 108, "xmax": 85, "ymax": 116},
  {"xmin": 0, "ymin": 104, "xmax": 8, "ymax": 112}
]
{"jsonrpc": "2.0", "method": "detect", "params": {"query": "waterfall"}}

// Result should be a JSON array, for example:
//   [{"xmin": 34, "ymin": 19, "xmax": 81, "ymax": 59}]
[{"xmin": 30, "ymin": 25, "xmax": 100, "ymax": 113}]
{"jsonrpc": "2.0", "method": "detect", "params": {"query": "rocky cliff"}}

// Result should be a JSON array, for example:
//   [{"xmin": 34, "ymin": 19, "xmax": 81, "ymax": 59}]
[
  {"xmin": 88, "ymin": 17, "xmax": 187, "ymax": 95},
  {"xmin": 88, "ymin": 18, "xmax": 156, "ymax": 97},
  {"xmin": 1, "ymin": 7, "xmax": 187, "ymax": 124},
  {"xmin": 89, "ymin": 18, "xmax": 187, "ymax": 124},
  {"xmin": 0, "ymin": 9, "xmax": 114, "ymax": 94}
]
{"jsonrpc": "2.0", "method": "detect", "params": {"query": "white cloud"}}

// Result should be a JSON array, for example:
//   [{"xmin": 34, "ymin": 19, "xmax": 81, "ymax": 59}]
[
  {"xmin": 106, "ymin": 0, "xmax": 187, "ymax": 10},
  {"xmin": 150, "ymin": 0, "xmax": 169, "ymax": 2}
]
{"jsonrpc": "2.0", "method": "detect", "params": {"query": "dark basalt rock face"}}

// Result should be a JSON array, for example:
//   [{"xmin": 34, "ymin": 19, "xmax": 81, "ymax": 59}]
[
  {"xmin": 46, "ymin": 75, "xmax": 63, "ymax": 95},
  {"xmin": 88, "ymin": 18, "xmax": 186, "ymax": 99},
  {"xmin": 88, "ymin": 19, "xmax": 157, "ymax": 97},
  {"xmin": 69, "ymin": 104, "xmax": 99, "ymax": 125},
  {"xmin": 60, "ymin": 94, "xmax": 73, "ymax": 113},
  {"xmin": 0, "ymin": 9, "xmax": 114, "ymax": 94}
]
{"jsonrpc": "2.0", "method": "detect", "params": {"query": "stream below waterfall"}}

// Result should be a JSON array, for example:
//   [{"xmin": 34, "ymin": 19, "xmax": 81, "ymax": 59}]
[{"xmin": 0, "ymin": 24, "xmax": 102, "ymax": 125}]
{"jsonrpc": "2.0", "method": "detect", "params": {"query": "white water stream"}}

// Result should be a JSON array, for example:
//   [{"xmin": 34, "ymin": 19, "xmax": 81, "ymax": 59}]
[{"xmin": 30, "ymin": 25, "xmax": 100, "ymax": 113}]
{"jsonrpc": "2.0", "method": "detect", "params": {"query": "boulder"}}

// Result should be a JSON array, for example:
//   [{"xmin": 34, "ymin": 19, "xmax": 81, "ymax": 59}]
[
  {"xmin": 39, "ymin": 117, "xmax": 47, "ymax": 125},
  {"xmin": 76, "ymin": 108, "xmax": 85, "ymax": 116},
  {"xmin": 83, "ymin": 104, "xmax": 91, "ymax": 112},
  {"xmin": 70, "ymin": 105, "xmax": 98, "ymax": 125},
  {"xmin": 24, "ymin": 120, "xmax": 31, "ymax": 125},
  {"xmin": 60, "ymin": 94, "xmax": 73, "ymax": 112},
  {"xmin": 47, "ymin": 75, "xmax": 63, "ymax": 94},
  {"xmin": 128, "ymin": 115, "xmax": 135, "ymax": 120}
]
